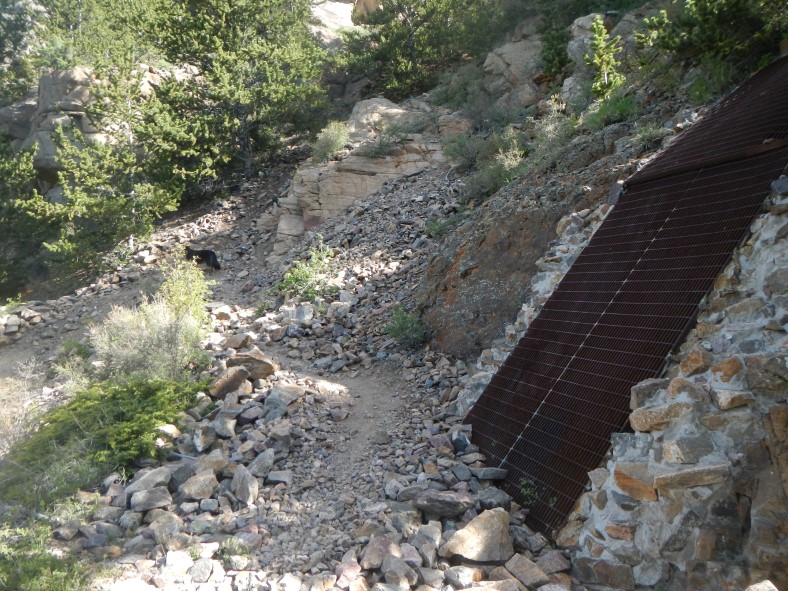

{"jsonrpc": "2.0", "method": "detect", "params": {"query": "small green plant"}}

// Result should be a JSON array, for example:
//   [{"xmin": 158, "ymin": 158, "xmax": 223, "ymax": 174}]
[
  {"xmin": 0, "ymin": 512, "xmax": 95, "ymax": 591},
  {"xmin": 585, "ymin": 15, "xmax": 625, "ymax": 99},
  {"xmin": 158, "ymin": 255, "xmax": 214, "ymax": 327},
  {"xmin": 634, "ymin": 123, "xmax": 669, "ymax": 152},
  {"xmin": 217, "ymin": 536, "xmax": 250, "ymax": 561},
  {"xmin": 311, "ymin": 121, "xmax": 350, "ymax": 162},
  {"xmin": 425, "ymin": 210, "xmax": 468, "ymax": 239},
  {"xmin": 686, "ymin": 57, "xmax": 736, "ymax": 104},
  {"xmin": 582, "ymin": 92, "xmax": 639, "ymax": 131},
  {"xmin": 0, "ymin": 293, "xmax": 23, "ymax": 313},
  {"xmin": 386, "ymin": 307, "xmax": 426, "ymax": 347},
  {"xmin": 446, "ymin": 127, "xmax": 529, "ymax": 203},
  {"xmin": 525, "ymin": 95, "xmax": 578, "ymax": 173},
  {"xmin": 278, "ymin": 236, "xmax": 335, "ymax": 301},
  {"xmin": 355, "ymin": 123, "xmax": 406, "ymax": 158},
  {"xmin": 517, "ymin": 476, "xmax": 541, "ymax": 509},
  {"xmin": 60, "ymin": 338, "xmax": 93, "ymax": 361},
  {"xmin": 187, "ymin": 544, "xmax": 203, "ymax": 560}
]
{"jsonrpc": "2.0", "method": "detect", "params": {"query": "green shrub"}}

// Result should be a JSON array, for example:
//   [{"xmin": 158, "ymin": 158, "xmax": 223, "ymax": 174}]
[
  {"xmin": 431, "ymin": 64, "xmax": 485, "ymax": 108},
  {"xmin": 158, "ymin": 255, "xmax": 213, "ymax": 327},
  {"xmin": 60, "ymin": 338, "xmax": 92, "ymax": 361},
  {"xmin": 0, "ymin": 378, "xmax": 203, "ymax": 507},
  {"xmin": 582, "ymin": 92, "xmax": 639, "ymax": 131},
  {"xmin": 311, "ymin": 121, "xmax": 350, "ymax": 162},
  {"xmin": 634, "ymin": 123, "xmax": 670, "ymax": 152},
  {"xmin": 636, "ymin": 1, "xmax": 785, "ymax": 71},
  {"xmin": 338, "ymin": 0, "xmax": 528, "ymax": 100},
  {"xmin": 524, "ymin": 95, "xmax": 579, "ymax": 173},
  {"xmin": 444, "ymin": 134, "xmax": 488, "ymax": 172},
  {"xmin": 386, "ymin": 307, "xmax": 426, "ymax": 347},
  {"xmin": 446, "ymin": 127, "xmax": 528, "ymax": 202},
  {"xmin": 85, "ymin": 256, "xmax": 212, "ymax": 383},
  {"xmin": 278, "ymin": 236, "xmax": 335, "ymax": 300},
  {"xmin": 686, "ymin": 57, "xmax": 737, "ymax": 104},
  {"xmin": 517, "ymin": 476, "xmax": 541, "ymax": 508},
  {"xmin": 425, "ymin": 210, "xmax": 469, "ymax": 238}
]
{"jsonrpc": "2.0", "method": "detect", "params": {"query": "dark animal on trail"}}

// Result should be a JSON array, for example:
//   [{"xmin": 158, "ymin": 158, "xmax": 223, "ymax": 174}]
[{"xmin": 185, "ymin": 246, "xmax": 221, "ymax": 270}]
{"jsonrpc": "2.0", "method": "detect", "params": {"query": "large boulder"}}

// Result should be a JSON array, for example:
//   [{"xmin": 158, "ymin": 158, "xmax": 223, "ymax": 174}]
[{"xmin": 482, "ymin": 35, "xmax": 544, "ymax": 109}]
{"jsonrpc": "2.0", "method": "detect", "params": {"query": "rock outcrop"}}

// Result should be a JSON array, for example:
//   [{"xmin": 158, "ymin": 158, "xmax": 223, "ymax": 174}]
[{"xmin": 268, "ymin": 98, "xmax": 467, "ymax": 260}]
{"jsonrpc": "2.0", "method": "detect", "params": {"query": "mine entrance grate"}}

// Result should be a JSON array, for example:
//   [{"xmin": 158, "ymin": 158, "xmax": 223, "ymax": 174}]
[{"xmin": 465, "ymin": 56, "xmax": 788, "ymax": 537}]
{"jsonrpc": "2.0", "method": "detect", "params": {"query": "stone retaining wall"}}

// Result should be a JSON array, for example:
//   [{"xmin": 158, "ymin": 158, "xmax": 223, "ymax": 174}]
[{"xmin": 561, "ymin": 179, "xmax": 788, "ymax": 590}]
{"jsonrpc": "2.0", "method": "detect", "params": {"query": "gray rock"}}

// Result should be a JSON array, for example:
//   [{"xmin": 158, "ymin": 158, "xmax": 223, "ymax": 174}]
[
  {"xmin": 504, "ymin": 553, "xmax": 550, "ymax": 588},
  {"xmin": 130, "ymin": 487, "xmax": 172, "ymax": 512},
  {"xmin": 227, "ymin": 350, "xmax": 279, "ymax": 379},
  {"xmin": 247, "ymin": 448, "xmax": 276, "ymax": 478},
  {"xmin": 189, "ymin": 558, "xmax": 214, "ymax": 583},
  {"xmin": 469, "ymin": 467, "xmax": 507, "ymax": 480},
  {"xmin": 361, "ymin": 535, "xmax": 401, "ymax": 570},
  {"xmin": 210, "ymin": 366, "xmax": 250, "ymax": 399},
  {"xmin": 478, "ymin": 486, "xmax": 512, "ymax": 511},
  {"xmin": 266, "ymin": 470, "xmax": 294, "ymax": 485},
  {"xmin": 445, "ymin": 566, "xmax": 484, "ymax": 588},
  {"xmin": 413, "ymin": 489, "xmax": 475, "ymax": 517},
  {"xmin": 381, "ymin": 555, "xmax": 417, "ymax": 587},
  {"xmin": 124, "ymin": 466, "xmax": 172, "ymax": 494},
  {"xmin": 536, "ymin": 549, "xmax": 570, "ymax": 574},
  {"xmin": 118, "ymin": 511, "xmax": 143, "ymax": 530},
  {"xmin": 180, "ymin": 470, "xmax": 219, "ymax": 500},
  {"xmin": 92, "ymin": 506, "xmax": 125, "ymax": 523},
  {"xmin": 418, "ymin": 568, "xmax": 445, "ymax": 588},
  {"xmin": 231, "ymin": 465, "xmax": 259, "ymax": 505},
  {"xmin": 451, "ymin": 463, "xmax": 473, "ymax": 481},
  {"xmin": 53, "ymin": 520, "xmax": 80, "ymax": 541}
]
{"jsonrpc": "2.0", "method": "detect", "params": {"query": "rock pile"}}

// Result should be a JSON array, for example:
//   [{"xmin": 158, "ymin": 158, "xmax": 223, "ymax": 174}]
[{"xmin": 52, "ymin": 346, "xmax": 580, "ymax": 591}]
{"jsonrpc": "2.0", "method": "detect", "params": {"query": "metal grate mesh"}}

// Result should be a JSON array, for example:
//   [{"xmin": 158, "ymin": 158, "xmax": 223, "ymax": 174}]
[{"xmin": 465, "ymin": 56, "xmax": 788, "ymax": 537}]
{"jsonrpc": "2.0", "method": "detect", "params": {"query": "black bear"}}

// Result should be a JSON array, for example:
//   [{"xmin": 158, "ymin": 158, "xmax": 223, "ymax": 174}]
[{"xmin": 185, "ymin": 246, "xmax": 221, "ymax": 270}]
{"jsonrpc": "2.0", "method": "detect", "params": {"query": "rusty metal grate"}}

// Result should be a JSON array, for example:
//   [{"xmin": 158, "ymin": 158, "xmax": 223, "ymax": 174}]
[{"xmin": 465, "ymin": 56, "xmax": 788, "ymax": 537}]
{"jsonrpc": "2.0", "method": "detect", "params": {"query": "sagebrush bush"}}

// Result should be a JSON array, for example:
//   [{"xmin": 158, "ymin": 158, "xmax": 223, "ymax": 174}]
[
  {"xmin": 446, "ymin": 127, "xmax": 528, "ymax": 203},
  {"xmin": 158, "ymin": 255, "xmax": 213, "ymax": 326},
  {"xmin": 0, "ymin": 378, "xmax": 203, "ymax": 506},
  {"xmin": 311, "ymin": 121, "xmax": 350, "ymax": 162},
  {"xmin": 87, "ymin": 256, "xmax": 211, "ymax": 383},
  {"xmin": 386, "ymin": 307, "xmax": 426, "ymax": 347},
  {"xmin": 91, "ymin": 298, "xmax": 206, "ymax": 382}
]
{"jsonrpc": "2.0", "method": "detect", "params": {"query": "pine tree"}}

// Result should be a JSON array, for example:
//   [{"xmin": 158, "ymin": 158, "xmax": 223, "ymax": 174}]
[
  {"xmin": 151, "ymin": 0, "xmax": 326, "ymax": 176},
  {"xmin": 585, "ymin": 15, "xmax": 624, "ymax": 99}
]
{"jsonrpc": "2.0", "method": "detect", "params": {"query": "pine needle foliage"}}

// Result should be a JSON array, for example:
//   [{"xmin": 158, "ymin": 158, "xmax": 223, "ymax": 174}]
[{"xmin": 0, "ymin": 378, "xmax": 204, "ymax": 507}]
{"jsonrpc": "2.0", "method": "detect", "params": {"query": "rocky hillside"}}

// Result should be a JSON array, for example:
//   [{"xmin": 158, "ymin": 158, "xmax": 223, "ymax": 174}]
[{"xmin": 1, "ymin": 4, "xmax": 786, "ymax": 591}]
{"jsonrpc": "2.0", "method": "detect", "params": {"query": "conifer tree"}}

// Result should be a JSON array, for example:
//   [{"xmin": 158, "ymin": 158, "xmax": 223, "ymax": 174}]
[{"xmin": 151, "ymin": 0, "xmax": 326, "ymax": 176}]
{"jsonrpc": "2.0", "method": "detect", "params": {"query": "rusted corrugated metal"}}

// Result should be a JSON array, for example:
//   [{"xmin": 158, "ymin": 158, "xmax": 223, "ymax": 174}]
[{"xmin": 465, "ymin": 56, "xmax": 788, "ymax": 537}]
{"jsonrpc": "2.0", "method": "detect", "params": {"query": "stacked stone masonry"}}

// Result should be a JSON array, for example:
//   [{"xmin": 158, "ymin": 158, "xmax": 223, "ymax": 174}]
[{"xmin": 560, "ymin": 181, "xmax": 788, "ymax": 590}]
